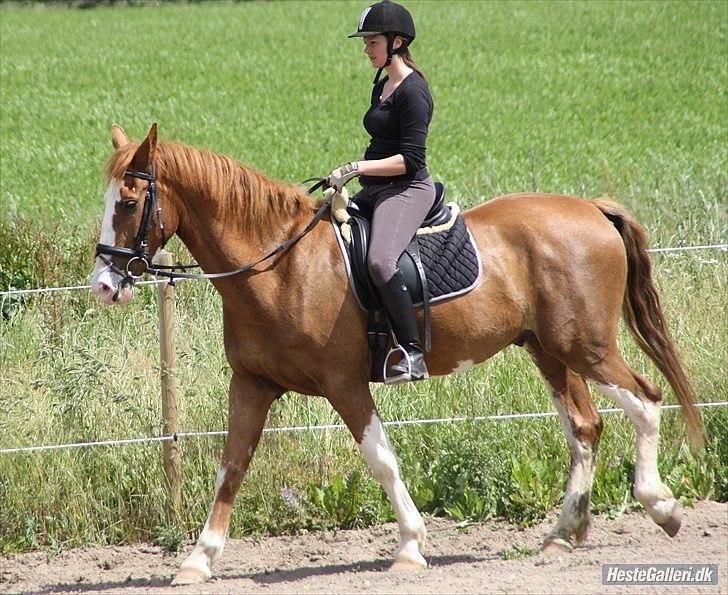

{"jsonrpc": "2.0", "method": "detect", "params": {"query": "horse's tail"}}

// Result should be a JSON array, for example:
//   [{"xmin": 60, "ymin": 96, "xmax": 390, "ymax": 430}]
[{"xmin": 593, "ymin": 199, "xmax": 704, "ymax": 450}]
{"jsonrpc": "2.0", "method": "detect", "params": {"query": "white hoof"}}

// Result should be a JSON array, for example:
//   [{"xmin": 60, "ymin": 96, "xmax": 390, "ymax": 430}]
[
  {"xmin": 541, "ymin": 535, "xmax": 573, "ymax": 554},
  {"xmin": 391, "ymin": 558, "xmax": 427, "ymax": 572},
  {"xmin": 171, "ymin": 562, "xmax": 211, "ymax": 585},
  {"xmin": 392, "ymin": 539, "xmax": 427, "ymax": 571}
]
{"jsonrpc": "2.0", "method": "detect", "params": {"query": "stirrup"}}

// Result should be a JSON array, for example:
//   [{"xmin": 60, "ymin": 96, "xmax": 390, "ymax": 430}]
[{"xmin": 383, "ymin": 344, "xmax": 429, "ymax": 385}]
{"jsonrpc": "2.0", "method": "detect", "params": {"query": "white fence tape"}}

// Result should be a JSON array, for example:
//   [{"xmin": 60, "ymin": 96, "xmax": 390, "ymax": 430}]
[
  {"xmin": 0, "ymin": 278, "xmax": 167, "ymax": 298},
  {"xmin": 1, "ymin": 401, "xmax": 726, "ymax": 455},
  {"xmin": 1, "ymin": 241, "xmax": 726, "ymax": 455},
  {"xmin": 648, "ymin": 243, "xmax": 728, "ymax": 254},
  {"xmin": 2, "ymin": 244, "xmax": 726, "ymax": 298}
]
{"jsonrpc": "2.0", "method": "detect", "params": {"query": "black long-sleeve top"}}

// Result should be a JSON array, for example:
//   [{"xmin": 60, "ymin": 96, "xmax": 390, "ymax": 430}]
[{"xmin": 360, "ymin": 71, "xmax": 433, "ymax": 186}]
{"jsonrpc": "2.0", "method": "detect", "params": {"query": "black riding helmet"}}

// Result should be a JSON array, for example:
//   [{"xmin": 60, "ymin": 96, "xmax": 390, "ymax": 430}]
[{"xmin": 349, "ymin": 1, "xmax": 416, "ymax": 84}]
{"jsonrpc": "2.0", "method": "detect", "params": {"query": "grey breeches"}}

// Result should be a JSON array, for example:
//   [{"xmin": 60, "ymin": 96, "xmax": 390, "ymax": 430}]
[{"xmin": 353, "ymin": 176, "xmax": 436, "ymax": 288}]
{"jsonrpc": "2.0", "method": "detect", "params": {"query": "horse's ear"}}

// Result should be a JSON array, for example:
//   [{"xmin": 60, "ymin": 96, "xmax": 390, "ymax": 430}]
[
  {"xmin": 111, "ymin": 124, "xmax": 129, "ymax": 149},
  {"xmin": 130, "ymin": 122, "xmax": 158, "ymax": 172},
  {"xmin": 147, "ymin": 122, "xmax": 158, "ymax": 159}
]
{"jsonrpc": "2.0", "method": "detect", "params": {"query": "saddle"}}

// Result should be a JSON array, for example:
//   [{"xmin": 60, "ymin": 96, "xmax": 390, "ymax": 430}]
[{"xmin": 330, "ymin": 183, "xmax": 482, "ymax": 382}]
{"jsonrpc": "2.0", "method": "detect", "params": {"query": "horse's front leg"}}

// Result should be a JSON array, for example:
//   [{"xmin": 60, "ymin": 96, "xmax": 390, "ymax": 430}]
[
  {"xmin": 172, "ymin": 372, "xmax": 280, "ymax": 585},
  {"xmin": 329, "ymin": 383, "xmax": 427, "ymax": 570}
]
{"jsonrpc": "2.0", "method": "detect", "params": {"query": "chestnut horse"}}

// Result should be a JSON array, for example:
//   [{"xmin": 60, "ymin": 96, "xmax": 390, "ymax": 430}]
[{"xmin": 90, "ymin": 124, "xmax": 702, "ymax": 585}]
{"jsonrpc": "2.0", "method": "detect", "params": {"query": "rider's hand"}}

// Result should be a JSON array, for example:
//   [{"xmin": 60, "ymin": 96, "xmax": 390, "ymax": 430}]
[{"xmin": 327, "ymin": 161, "xmax": 360, "ymax": 191}]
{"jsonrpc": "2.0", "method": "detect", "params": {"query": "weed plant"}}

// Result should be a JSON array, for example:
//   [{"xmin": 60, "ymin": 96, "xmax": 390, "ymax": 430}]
[{"xmin": 0, "ymin": 1, "xmax": 726, "ymax": 553}]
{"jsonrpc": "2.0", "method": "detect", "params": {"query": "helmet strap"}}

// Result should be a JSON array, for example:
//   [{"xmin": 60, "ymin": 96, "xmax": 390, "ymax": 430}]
[
  {"xmin": 373, "ymin": 33, "xmax": 397, "ymax": 85},
  {"xmin": 385, "ymin": 33, "xmax": 395, "ymax": 66}
]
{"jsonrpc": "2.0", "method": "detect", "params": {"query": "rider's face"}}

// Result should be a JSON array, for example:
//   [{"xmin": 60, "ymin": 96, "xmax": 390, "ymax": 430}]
[{"xmin": 363, "ymin": 35, "xmax": 388, "ymax": 68}]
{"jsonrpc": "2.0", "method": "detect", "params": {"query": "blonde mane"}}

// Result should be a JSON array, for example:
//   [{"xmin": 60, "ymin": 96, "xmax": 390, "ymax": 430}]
[{"xmin": 105, "ymin": 141, "xmax": 318, "ymax": 236}]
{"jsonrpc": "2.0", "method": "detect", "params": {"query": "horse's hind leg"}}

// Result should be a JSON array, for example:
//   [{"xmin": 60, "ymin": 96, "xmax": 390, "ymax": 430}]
[
  {"xmin": 525, "ymin": 338, "xmax": 603, "ymax": 552},
  {"xmin": 588, "ymin": 355, "xmax": 682, "ymax": 536},
  {"xmin": 328, "ymin": 383, "xmax": 427, "ymax": 570},
  {"xmin": 173, "ymin": 372, "xmax": 281, "ymax": 585}
]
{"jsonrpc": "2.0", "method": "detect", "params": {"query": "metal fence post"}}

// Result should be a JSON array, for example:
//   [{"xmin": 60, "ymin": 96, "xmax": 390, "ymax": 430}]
[{"xmin": 155, "ymin": 250, "xmax": 181, "ymax": 522}]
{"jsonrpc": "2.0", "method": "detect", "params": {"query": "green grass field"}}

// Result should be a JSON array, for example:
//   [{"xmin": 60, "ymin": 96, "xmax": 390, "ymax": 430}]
[{"xmin": 0, "ymin": 0, "xmax": 726, "ymax": 553}]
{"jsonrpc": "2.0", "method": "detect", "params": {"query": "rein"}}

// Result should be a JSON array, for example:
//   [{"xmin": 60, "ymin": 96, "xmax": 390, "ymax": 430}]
[
  {"xmin": 96, "ymin": 168, "xmax": 329, "ymax": 289},
  {"xmin": 147, "ymin": 180, "xmax": 329, "ymax": 283}
]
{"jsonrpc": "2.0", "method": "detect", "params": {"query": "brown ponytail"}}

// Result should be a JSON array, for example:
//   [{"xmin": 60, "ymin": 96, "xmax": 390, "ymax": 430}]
[{"xmin": 398, "ymin": 45, "xmax": 426, "ymax": 81}]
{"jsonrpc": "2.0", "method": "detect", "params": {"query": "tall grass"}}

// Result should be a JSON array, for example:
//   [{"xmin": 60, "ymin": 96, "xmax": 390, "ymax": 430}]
[{"xmin": 1, "ymin": 1, "xmax": 726, "ymax": 553}]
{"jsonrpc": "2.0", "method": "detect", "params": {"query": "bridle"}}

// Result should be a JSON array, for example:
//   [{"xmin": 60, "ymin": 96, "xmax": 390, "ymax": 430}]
[
  {"xmin": 95, "ymin": 165, "xmax": 329, "ymax": 293},
  {"xmin": 95, "ymin": 166, "xmax": 167, "ymax": 294}
]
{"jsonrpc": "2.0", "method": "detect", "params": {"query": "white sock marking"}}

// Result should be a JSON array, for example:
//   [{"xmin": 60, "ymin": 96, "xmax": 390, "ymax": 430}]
[
  {"xmin": 595, "ymin": 383, "xmax": 673, "ymax": 516},
  {"xmin": 551, "ymin": 398, "xmax": 594, "ymax": 496},
  {"xmin": 524, "ymin": 347, "xmax": 594, "ymax": 492},
  {"xmin": 214, "ymin": 466, "xmax": 226, "ymax": 495},
  {"xmin": 525, "ymin": 345, "xmax": 595, "ymax": 539},
  {"xmin": 178, "ymin": 465, "xmax": 228, "ymax": 578},
  {"xmin": 359, "ymin": 412, "xmax": 426, "ymax": 563}
]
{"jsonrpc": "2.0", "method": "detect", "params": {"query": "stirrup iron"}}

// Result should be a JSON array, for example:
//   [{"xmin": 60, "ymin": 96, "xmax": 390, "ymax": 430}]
[{"xmin": 382, "ymin": 344, "xmax": 429, "ymax": 385}]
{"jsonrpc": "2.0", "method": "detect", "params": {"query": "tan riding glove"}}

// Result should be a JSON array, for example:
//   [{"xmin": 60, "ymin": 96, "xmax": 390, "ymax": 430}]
[{"xmin": 327, "ymin": 161, "xmax": 360, "ymax": 191}]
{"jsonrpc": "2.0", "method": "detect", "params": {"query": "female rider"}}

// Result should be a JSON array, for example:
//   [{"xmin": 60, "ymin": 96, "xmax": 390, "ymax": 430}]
[{"xmin": 327, "ymin": 0, "xmax": 435, "ymax": 384}]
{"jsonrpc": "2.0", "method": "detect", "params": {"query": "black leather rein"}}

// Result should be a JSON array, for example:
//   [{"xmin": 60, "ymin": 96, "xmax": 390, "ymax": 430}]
[{"xmin": 95, "ymin": 167, "xmax": 329, "ymax": 289}]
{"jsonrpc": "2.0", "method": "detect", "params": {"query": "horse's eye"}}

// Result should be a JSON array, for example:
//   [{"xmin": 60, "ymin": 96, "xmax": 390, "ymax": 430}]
[{"xmin": 122, "ymin": 200, "xmax": 138, "ymax": 210}]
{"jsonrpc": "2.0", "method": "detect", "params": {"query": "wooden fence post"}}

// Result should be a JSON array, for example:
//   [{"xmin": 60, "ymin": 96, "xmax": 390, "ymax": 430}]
[{"xmin": 155, "ymin": 250, "xmax": 181, "ymax": 522}]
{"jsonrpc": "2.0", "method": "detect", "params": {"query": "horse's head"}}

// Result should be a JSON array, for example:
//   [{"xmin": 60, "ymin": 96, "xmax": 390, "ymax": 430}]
[{"xmin": 91, "ymin": 123, "xmax": 168, "ymax": 304}]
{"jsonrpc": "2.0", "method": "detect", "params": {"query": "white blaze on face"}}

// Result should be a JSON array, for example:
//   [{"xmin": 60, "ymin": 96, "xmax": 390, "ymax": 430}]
[{"xmin": 90, "ymin": 179, "xmax": 134, "ymax": 305}]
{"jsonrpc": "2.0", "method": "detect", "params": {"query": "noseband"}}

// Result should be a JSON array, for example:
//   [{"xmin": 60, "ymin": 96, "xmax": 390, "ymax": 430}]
[{"xmin": 95, "ymin": 165, "xmax": 166, "ymax": 292}]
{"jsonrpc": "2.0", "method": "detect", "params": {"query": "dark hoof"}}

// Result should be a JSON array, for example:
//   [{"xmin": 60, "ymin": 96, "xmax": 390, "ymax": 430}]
[
  {"xmin": 659, "ymin": 501, "xmax": 683, "ymax": 537},
  {"xmin": 573, "ymin": 520, "xmax": 592, "ymax": 545}
]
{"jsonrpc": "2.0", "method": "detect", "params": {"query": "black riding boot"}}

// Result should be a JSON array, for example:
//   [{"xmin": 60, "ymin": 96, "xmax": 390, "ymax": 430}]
[{"xmin": 377, "ymin": 269, "xmax": 429, "ymax": 384}]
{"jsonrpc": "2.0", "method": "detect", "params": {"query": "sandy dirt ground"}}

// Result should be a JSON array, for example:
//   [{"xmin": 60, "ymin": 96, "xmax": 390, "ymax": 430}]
[{"xmin": 1, "ymin": 500, "xmax": 726, "ymax": 594}]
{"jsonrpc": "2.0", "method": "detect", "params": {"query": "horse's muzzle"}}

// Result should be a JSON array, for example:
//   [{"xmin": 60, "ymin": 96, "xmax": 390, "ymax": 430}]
[{"xmin": 91, "ymin": 263, "xmax": 134, "ymax": 305}]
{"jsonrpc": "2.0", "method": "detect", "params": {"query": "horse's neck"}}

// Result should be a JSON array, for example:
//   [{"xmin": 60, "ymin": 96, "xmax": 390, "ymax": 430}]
[{"xmin": 168, "ymin": 178, "xmax": 307, "ymax": 278}]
